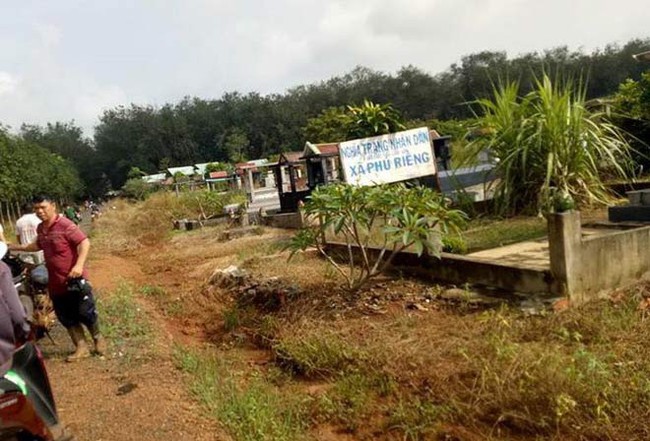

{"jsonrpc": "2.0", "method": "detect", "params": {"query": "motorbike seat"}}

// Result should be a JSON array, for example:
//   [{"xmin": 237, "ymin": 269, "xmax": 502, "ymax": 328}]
[{"xmin": 0, "ymin": 376, "xmax": 22, "ymax": 394}]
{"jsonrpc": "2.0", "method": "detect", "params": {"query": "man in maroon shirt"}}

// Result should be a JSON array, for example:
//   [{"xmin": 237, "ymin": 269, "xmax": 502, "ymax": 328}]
[{"xmin": 10, "ymin": 195, "xmax": 106, "ymax": 361}]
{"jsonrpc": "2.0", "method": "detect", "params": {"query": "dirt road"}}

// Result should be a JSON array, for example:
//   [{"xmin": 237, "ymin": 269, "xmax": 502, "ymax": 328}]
[{"xmin": 40, "ymin": 253, "xmax": 224, "ymax": 441}]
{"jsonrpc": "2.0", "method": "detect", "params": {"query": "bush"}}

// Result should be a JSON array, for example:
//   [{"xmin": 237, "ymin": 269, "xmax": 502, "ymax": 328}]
[
  {"xmin": 121, "ymin": 178, "xmax": 159, "ymax": 200},
  {"xmin": 287, "ymin": 183, "xmax": 466, "ymax": 291},
  {"xmin": 465, "ymin": 75, "xmax": 633, "ymax": 215}
]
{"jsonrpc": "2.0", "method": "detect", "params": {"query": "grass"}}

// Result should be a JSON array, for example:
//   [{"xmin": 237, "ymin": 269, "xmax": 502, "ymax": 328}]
[
  {"xmin": 97, "ymin": 281, "xmax": 152, "ymax": 363},
  {"xmin": 174, "ymin": 347, "xmax": 311, "ymax": 441},
  {"xmin": 272, "ymin": 329, "xmax": 372, "ymax": 378},
  {"xmin": 462, "ymin": 216, "xmax": 547, "ymax": 252},
  {"xmin": 387, "ymin": 397, "xmax": 451, "ymax": 441},
  {"xmin": 212, "ymin": 285, "xmax": 650, "ymax": 440},
  {"xmin": 93, "ymin": 190, "xmax": 246, "ymax": 252},
  {"xmin": 139, "ymin": 284, "xmax": 167, "ymax": 298},
  {"xmin": 325, "ymin": 213, "xmax": 547, "ymax": 255}
]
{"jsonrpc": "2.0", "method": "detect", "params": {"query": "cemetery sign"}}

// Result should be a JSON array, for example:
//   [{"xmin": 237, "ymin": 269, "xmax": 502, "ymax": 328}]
[{"xmin": 339, "ymin": 127, "xmax": 436, "ymax": 186}]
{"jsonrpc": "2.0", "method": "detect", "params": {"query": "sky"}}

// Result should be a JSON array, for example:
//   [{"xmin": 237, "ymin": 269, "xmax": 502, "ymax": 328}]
[{"xmin": 0, "ymin": 0, "xmax": 648, "ymax": 136}]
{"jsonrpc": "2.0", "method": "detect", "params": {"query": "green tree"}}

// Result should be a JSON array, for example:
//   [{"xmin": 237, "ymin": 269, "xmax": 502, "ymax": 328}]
[
  {"xmin": 303, "ymin": 100, "xmax": 406, "ymax": 143},
  {"xmin": 20, "ymin": 121, "xmax": 102, "ymax": 196},
  {"xmin": 615, "ymin": 72, "xmax": 650, "ymax": 119},
  {"xmin": 121, "ymin": 178, "xmax": 153, "ymax": 200},
  {"xmin": 205, "ymin": 162, "xmax": 232, "ymax": 174},
  {"xmin": 613, "ymin": 71, "xmax": 650, "ymax": 171},
  {"xmin": 223, "ymin": 129, "xmax": 250, "ymax": 163},
  {"xmin": 303, "ymin": 106, "xmax": 350, "ymax": 143},
  {"xmin": 0, "ymin": 128, "xmax": 82, "ymax": 207},
  {"xmin": 79, "ymin": 36, "xmax": 650, "ymax": 192},
  {"xmin": 127, "ymin": 166, "xmax": 146, "ymax": 179}
]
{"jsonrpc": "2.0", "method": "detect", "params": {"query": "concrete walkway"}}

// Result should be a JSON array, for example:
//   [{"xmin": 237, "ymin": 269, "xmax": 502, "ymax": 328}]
[{"xmin": 466, "ymin": 227, "xmax": 621, "ymax": 271}]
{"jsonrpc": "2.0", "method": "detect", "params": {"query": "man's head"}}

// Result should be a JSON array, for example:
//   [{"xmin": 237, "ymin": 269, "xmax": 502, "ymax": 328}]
[
  {"xmin": 32, "ymin": 194, "xmax": 57, "ymax": 223},
  {"xmin": 20, "ymin": 203, "xmax": 33, "ymax": 215}
]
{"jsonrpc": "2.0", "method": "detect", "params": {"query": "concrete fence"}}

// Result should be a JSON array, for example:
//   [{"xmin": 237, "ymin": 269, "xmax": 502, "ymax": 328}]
[
  {"xmin": 324, "ymin": 211, "xmax": 650, "ymax": 303},
  {"xmin": 548, "ymin": 211, "xmax": 650, "ymax": 303},
  {"xmin": 324, "ymin": 242, "xmax": 554, "ymax": 297}
]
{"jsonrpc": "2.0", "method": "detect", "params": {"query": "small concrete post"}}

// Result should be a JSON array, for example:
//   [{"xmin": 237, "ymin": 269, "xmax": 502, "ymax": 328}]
[
  {"xmin": 246, "ymin": 168, "xmax": 255, "ymax": 203},
  {"xmin": 548, "ymin": 211, "xmax": 582, "ymax": 301}
]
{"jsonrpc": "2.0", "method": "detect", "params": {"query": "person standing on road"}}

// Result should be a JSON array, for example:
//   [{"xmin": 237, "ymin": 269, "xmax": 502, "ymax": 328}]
[
  {"xmin": 9, "ymin": 195, "xmax": 106, "ymax": 361},
  {"xmin": 15, "ymin": 203, "xmax": 45, "ymax": 265}
]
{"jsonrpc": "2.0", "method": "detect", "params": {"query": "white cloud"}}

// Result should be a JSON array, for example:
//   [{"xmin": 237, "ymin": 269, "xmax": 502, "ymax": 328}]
[
  {"xmin": 0, "ymin": 72, "xmax": 19, "ymax": 96},
  {"xmin": 0, "ymin": 0, "xmax": 648, "ymax": 135},
  {"xmin": 34, "ymin": 22, "xmax": 62, "ymax": 48}
]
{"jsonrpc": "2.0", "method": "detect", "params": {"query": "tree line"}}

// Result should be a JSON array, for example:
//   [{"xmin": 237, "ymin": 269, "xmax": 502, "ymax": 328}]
[
  {"xmin": 2, "ymin": 37, "xmax": 649, "ymax": 197},
  {"xmin": 0, "ymin": 127, "xmax": 82, "ymax": 227}
]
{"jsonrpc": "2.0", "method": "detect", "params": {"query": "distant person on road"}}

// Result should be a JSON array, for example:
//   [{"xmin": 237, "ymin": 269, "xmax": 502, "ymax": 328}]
[
  {"xmin": 9, "ymin": 195, "xmax": 106, "ymax": 361},
  {"xmin": 63, "ymin": 204, "xmax": 81, "ymax": 225},
  {"xmin": 89, "ymin": 202, "xmax": 100, "ymax": 222},
  {"xmin": 15, "ymin": 203, "xmax": 45, "ymax": 265}
]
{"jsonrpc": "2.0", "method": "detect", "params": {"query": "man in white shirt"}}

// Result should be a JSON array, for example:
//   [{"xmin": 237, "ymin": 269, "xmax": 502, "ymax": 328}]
[{"xmin": 15, "ymin": 204, "xmax": 44, "ymax": 265}]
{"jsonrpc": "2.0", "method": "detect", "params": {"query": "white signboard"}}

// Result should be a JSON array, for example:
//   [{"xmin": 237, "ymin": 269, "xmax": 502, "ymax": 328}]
[{"xmin": 339, "ymin": 127, "xmax": 436, "ymax": 186}]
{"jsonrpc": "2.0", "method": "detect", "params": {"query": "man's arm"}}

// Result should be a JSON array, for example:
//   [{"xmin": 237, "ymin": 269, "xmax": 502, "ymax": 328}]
[
  {"xmin": 8, "ymin": 240, "xmax": 40, "ymax": 252},
  {"xmin": 68, "ymin": 238, "xmax": 90, "ymax": 278}
]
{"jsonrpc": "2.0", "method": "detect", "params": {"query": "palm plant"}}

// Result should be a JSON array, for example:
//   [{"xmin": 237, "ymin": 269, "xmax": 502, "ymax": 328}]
[
  {"xmin": 465, "ymin": 75, "xmax": 633, "ymax": 215},
  {"xmin": 346, "ymin": 100, "xmax": 405, "ymax": 139}
]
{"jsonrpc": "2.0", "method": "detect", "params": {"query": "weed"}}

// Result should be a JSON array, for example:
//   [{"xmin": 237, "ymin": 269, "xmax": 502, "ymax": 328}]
[
  {"xmin": 315, "ymin": 373, "xmax": 375, "ymax": 433},
  {"xmin": 222, "ymin": 306, "xmax": 241, "ymax": 332},
  {"xmin": 387, "ymin": 397, "xmax": 451, "ymax": 441},
  {"xmin": 97, "ymin": 281, "xmax": 152, "ymax": 363},
  {"xmin": 463, "ymin": 216, "xmax": 547, "ymax": 252},
  {"xmin": 441, "ymin": 234, "xmax": 468, "ymax": 254},
  {"xmin": 273, "ymin": 331, "xmax": 369, "ymax": 378},
  {"xmin": 164, "ymin": 298, "xmax": 185, "ymax": 317},
  {"xmin": 139, "ymin": 284, "xmax": 167, "ymax": 298},
  {"xmin": 256, "ymin": 315, "xmax": 281, "ymax": 347},
  {"xmin": 174, "ymin": 347, "xmax": 311, "ymax": 441}
]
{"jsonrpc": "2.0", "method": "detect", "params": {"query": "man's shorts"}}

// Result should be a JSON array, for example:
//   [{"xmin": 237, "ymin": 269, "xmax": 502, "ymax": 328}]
[{"xmin": 51, "ymin": 283, "xmax": 98, "ymax": 328}]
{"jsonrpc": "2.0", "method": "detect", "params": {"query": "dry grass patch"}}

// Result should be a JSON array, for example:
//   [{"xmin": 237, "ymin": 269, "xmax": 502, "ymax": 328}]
[
  {"xmin": 220, "ymin": 285, "xmax": 650, "ymax": 440},
  {"xmin": 93, "ymin": 197, "xmax": 175, "ymax": 252}
]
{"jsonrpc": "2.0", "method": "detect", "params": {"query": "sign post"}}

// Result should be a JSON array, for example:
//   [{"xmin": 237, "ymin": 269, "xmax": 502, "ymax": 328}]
[{"xmin": 338, "ymin": 127, "xmax": 436, "ymax": 186}]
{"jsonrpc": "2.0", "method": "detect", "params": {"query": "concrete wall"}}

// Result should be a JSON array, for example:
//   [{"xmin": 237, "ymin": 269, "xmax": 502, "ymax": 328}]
[
  {"xmin": 580, "ymin": 229, "xmax": 650, "ymax": 296},
  {"xmin": 548, "ymin": 211, "xmax": 650, "ymax": 303},
  {"xmin": 263, "ymin": 212, "xmax": 304, "ymax": 229},
  {"xmin": 314, "ymin": 212, "xmax": 650, "ymax": 302},
  {"xmin": 325, "ymin": 242, "xmax": 553, "ymax": 296}
]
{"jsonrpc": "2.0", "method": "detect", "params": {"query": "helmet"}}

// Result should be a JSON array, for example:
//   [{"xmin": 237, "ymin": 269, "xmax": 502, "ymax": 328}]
[
  {"xmin": 30, "ymin": 265, "xmax": 49, "ymax": 287},
  {"xmin": 67, "ymin": 277, "xmax": 89, "ymax": 294}
]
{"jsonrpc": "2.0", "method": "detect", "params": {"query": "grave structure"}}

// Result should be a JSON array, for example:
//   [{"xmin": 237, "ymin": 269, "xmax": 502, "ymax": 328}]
[{"xmin": 608, "ymin": 189, "xmax": 650, "ymax": 222}]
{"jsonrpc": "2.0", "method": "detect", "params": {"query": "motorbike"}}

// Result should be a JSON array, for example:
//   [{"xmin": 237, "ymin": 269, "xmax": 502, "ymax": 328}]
[
  {"xmin": 0, "ymin": 245, "xmax": 74, "ymax": 440},
  {"xmin": 1, "ymin": 252, "xmax": 56, "ymax": 342},
  {"xmin": 0, "ymin": 342, "xmax": 73, "ymax": 441}
]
